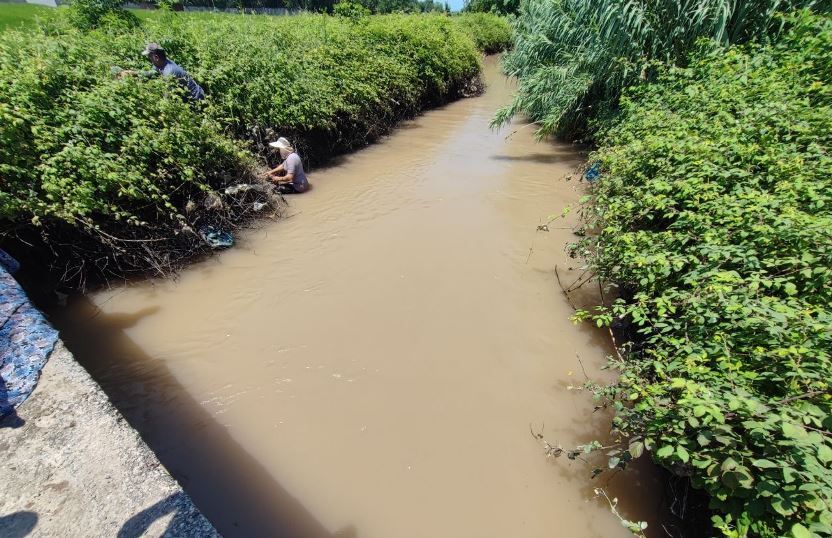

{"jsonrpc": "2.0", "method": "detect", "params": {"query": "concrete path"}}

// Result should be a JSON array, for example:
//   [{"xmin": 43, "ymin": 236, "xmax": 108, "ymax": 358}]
[{"xmin": 0, "ymin": 343, "xmax": 218, "ymax": 537}]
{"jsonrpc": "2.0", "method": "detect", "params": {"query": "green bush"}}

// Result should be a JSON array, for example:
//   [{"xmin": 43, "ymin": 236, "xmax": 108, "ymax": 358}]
[
  {"xmin": 0, "ymin": 12, "xmax": 482, "ymax": 285},
  {"xmin": 494, "ymin": 0, "xmax": 830, "ymax": 139},
  {"xmin": 68, "ymin": 0, "xmax": 140, "ymax": 30},
  {"xmin": 333, "ymin": 0, "xmax": 371, "ymax": 18},
  {"xmin": 463, "ymin": 0, "xmax": 519, "ymax": 16},
  {"xmin": 454, "ymin": 13, "xmax": 512, "ymax": 53},
  {"xmin": 337, "ymin": 0, "xmax": 447, "ymax": 14},
  {"xmin": 141, "ymin": 13, "xmax": 480, "ymax": 145},
  {"xmin": 574, "ymin": 12, "xmax": 832, "ymax": 537}
]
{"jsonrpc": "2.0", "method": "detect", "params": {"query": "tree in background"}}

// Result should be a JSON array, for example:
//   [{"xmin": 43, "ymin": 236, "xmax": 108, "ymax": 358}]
[
  {"xmin": 463, "ymin": 0, "xmax": 518, "ymax": 16},
  {"xmin": 172, "ymin": 0, "xmax": 443, "ymax": 13},
  {"xmin": 345, "ymin": 0, "xmax": 445, "ymax": 13},
  {"xmin": 332, "ymin": 0, "xmax": 371, "ymax": 15}
]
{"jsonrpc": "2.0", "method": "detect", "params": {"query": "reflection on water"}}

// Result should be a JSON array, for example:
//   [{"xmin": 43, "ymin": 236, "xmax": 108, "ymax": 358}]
[{"xmin": 52, "ymin": 56, "xmax": 661, "ymax": 537}]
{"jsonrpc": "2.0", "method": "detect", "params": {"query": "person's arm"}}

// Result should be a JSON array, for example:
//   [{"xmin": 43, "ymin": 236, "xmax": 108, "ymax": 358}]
[
  {"xmin": 114, "ymin": 68, "xmax": 157, "ymax": 79},
  {"xmin": 265, "ymin": 163, "xmax": 294, "ymax": 184},
  {"xmin": 278, "ymin": 171, "xmax": 295, "ymax": 184},
  {"xmin": 266, "ymin": 162, "xmax": 285, "ymax": 176},
  {"xmin": 268, "ymin": 171, "xmax": 295, "ymax": 184}
]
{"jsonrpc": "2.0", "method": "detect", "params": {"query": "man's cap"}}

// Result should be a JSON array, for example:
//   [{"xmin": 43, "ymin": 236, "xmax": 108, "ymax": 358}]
[
  {"xmin": 142, "ymin": 43, "xmax": 165, "ymax": 57},
  {"xmin": 269, "ymin": 137, "xmax": 294, "ymax": 151}
]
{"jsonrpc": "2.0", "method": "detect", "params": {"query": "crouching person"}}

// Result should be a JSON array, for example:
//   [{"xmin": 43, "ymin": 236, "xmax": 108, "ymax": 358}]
[
  {"xmin": 266, "ymin": 137, "xmax": 309, "ymax": 194},
  {"xmin": 142, "ymin": 43, "xmax": 205, "ymax": 100},
  {"xmin": 118, "ymin": 43, "xmax": 205, "ymax": 101}
]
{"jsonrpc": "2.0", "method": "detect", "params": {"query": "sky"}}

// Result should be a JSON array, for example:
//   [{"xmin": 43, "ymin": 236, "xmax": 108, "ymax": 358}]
[{"xmin": 448, "ymin": 0, "xmax": 465, "ymax": 11}]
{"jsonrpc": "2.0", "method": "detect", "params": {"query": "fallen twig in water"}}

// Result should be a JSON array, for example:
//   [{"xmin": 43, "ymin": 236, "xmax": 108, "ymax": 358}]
[
  {"xmin": 529, "ymin": 422, "xmax": 564, "ymax": 458},
  {"xmin": 555, "ymin": 265, "xmax": 578, "ymax": 310},
  {"xmin": 503, "ymin": 122, "xmax": 537, "ymax": 141},
  {"xmin": 598, "ymin": 279, "xmax": 625, "ymax": 362},
  {"xmin": 576, "ymin": 354, "xmax": 590, "ymax": 381},
  {"xmin": 565, "ymin": 267, "xmax": 595, "ymax": 293}
]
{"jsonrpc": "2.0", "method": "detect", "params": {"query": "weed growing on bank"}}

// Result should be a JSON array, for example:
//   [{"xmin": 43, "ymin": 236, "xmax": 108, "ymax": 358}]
[
  {"xmin": 573, "ymin": 13, "xmax": 832, "ymax": 536},
  {"xmin": 0, "ymin": 11, "xmax": 491, "ymax": 286}
]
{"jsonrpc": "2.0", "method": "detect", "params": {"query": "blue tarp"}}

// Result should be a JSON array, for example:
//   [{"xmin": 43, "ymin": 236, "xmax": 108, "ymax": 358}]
[{"xmin": 0, "ymin": 262, "xmax": 59, "ymax": 418}]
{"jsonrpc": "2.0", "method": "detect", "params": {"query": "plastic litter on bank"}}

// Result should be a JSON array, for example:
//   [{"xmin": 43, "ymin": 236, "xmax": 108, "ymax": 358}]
[
  {"xmin": 199, "ymin": 226, "xmax": 235, "ymax": 249},
  {"xmin": 584, "ymin": 162, "xmax": 601, "ymax": 183}
]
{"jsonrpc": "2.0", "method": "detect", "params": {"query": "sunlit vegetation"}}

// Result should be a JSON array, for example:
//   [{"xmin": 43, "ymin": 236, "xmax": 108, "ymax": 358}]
[
  {"xmin": 0, "ymin": 7, "xmax": 500, "ymax": 285},
  {"xmin": 495, "ymin": 0, "xmax": 829, "ymax": 139},
  {"xmin": 569, "ymin": 12, "xmax": 832, "ymax": 536}
]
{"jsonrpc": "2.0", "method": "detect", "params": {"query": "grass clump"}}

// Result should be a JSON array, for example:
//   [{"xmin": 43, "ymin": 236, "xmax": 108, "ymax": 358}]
[{"xmin": 573, "ymin": 13, "xmax": 832, "ymax": 536}]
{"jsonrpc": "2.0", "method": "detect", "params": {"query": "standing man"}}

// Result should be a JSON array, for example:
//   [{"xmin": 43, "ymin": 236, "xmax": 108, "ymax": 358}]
[{"xmin": 140, "ymin": 43, "xmax": 205, "ymax": 100}]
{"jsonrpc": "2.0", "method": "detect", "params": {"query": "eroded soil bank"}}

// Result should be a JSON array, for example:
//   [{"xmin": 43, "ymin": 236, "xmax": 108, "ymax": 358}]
[{"xmin": 52, "ymin": 56, "xmax": 661, "ymax": 537}]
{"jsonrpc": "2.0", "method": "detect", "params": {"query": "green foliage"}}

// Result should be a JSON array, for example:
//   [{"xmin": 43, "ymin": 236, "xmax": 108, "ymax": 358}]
[
  {"xmin": 0, "ymin": 11, "xmax": 482, "ymax": 283},
  {"xmin": 494, "ymin": 0, "xmax": 831, "ymax": 139},
  {"xmin": 333, "ymin": 0, "xmax": 371, "ymax": 17},
  {"xmin": 463, "ymin": 0, "xmax": 518, "ymax": 16},
  {"xmin": 574, "ymin": 13, "xmax": 832, "ymax": 536},
  {"xmin": 68, "ymin": 0, "xmax": 140, "ymax": 30},
  {"xmin": 163, "ymin": 13, "xmax": 480, "ymax": 135},
  {"xmin": 349, "ymin": 0, "xmax": 445, "ymax": 13},
  {"xmin": 454, "ymin": 13, "xmax": 512, "ymax": 52}
]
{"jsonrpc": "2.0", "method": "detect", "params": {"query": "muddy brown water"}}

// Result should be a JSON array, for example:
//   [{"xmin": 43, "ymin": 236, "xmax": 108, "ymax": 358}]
[{"xmin": 53, "ymin": 56, "xmax": 662, "ymax": 537}]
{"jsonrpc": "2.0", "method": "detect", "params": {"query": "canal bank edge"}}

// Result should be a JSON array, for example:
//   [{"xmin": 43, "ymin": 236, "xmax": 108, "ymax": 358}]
[{"xmin": 0, "ymin": 341, "xmax": 218, "ymax": 537}]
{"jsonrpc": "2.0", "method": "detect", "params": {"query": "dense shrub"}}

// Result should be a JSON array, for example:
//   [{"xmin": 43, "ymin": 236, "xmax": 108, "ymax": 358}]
[
  {"xmin": 137, "ymin": 13, "xmax": 480, "ymax": 149},
  {"xmin": 494, "ymin": 0, "xmax": 830, "ymax": 139},
  {"xmin": 340, "ymin": 0, "xmax": 448, "ymax": 14},
  {"xmin": 68, "ymin": 0, "xmax": 140, "ymax": 30},
  {"xmin": 333, "ymin": 0, "xmax": 372, "ymax": 17},
  {"xmin": 574, "ymin": 13, "xmax": 832, "ymax": 537},
  {"xmin": 0, "ymin": 12, "xmax": 482, "ymax": 286},
  {"xmin": 463, "ymin": 0, "xmax": 519, "ymax": 16},
  {"xmin": 455, "ymin": 12, "xmax": 512, "ymax": 53}
]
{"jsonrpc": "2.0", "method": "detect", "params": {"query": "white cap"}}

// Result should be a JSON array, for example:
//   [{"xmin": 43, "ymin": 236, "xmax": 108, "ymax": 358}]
[{"xmin": 268, "ymin": 137, "xmax": 293, "ymax": 152}]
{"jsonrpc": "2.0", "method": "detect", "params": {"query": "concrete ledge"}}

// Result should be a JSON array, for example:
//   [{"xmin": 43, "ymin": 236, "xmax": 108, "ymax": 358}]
[{"xmin": 0, "ymin": 342, "xmax": 218, "ymax": 537}]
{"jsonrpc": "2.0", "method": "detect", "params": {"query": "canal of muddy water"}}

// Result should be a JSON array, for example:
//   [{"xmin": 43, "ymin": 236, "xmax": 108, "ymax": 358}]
[{"xmin": 53, "ymin": 56, "xmax": 661, "ymax": 537}]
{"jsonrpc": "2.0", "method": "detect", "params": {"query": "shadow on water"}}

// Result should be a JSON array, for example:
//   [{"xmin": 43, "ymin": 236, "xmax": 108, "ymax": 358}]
[
  {"xmin": 549, "ymin": 405, "xmax": 666, "ymax": 533},
  {"xmin": 491, "ymin": 151, "xmax": 584, "ymax": 165},
  {"xmin": 0, "ymin": 511, "xmax": 38, "ymax": 538},
  {"xmin": 551, "ymin": 417, "xmax": 709, "ymax": 538},
  {"xmin": 50, "ymin": 296, "xmax": 356, "ymax": 538},
  {"xmin": 552, "ymin": 278, "xmax": 709, "ymax": 537}
]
